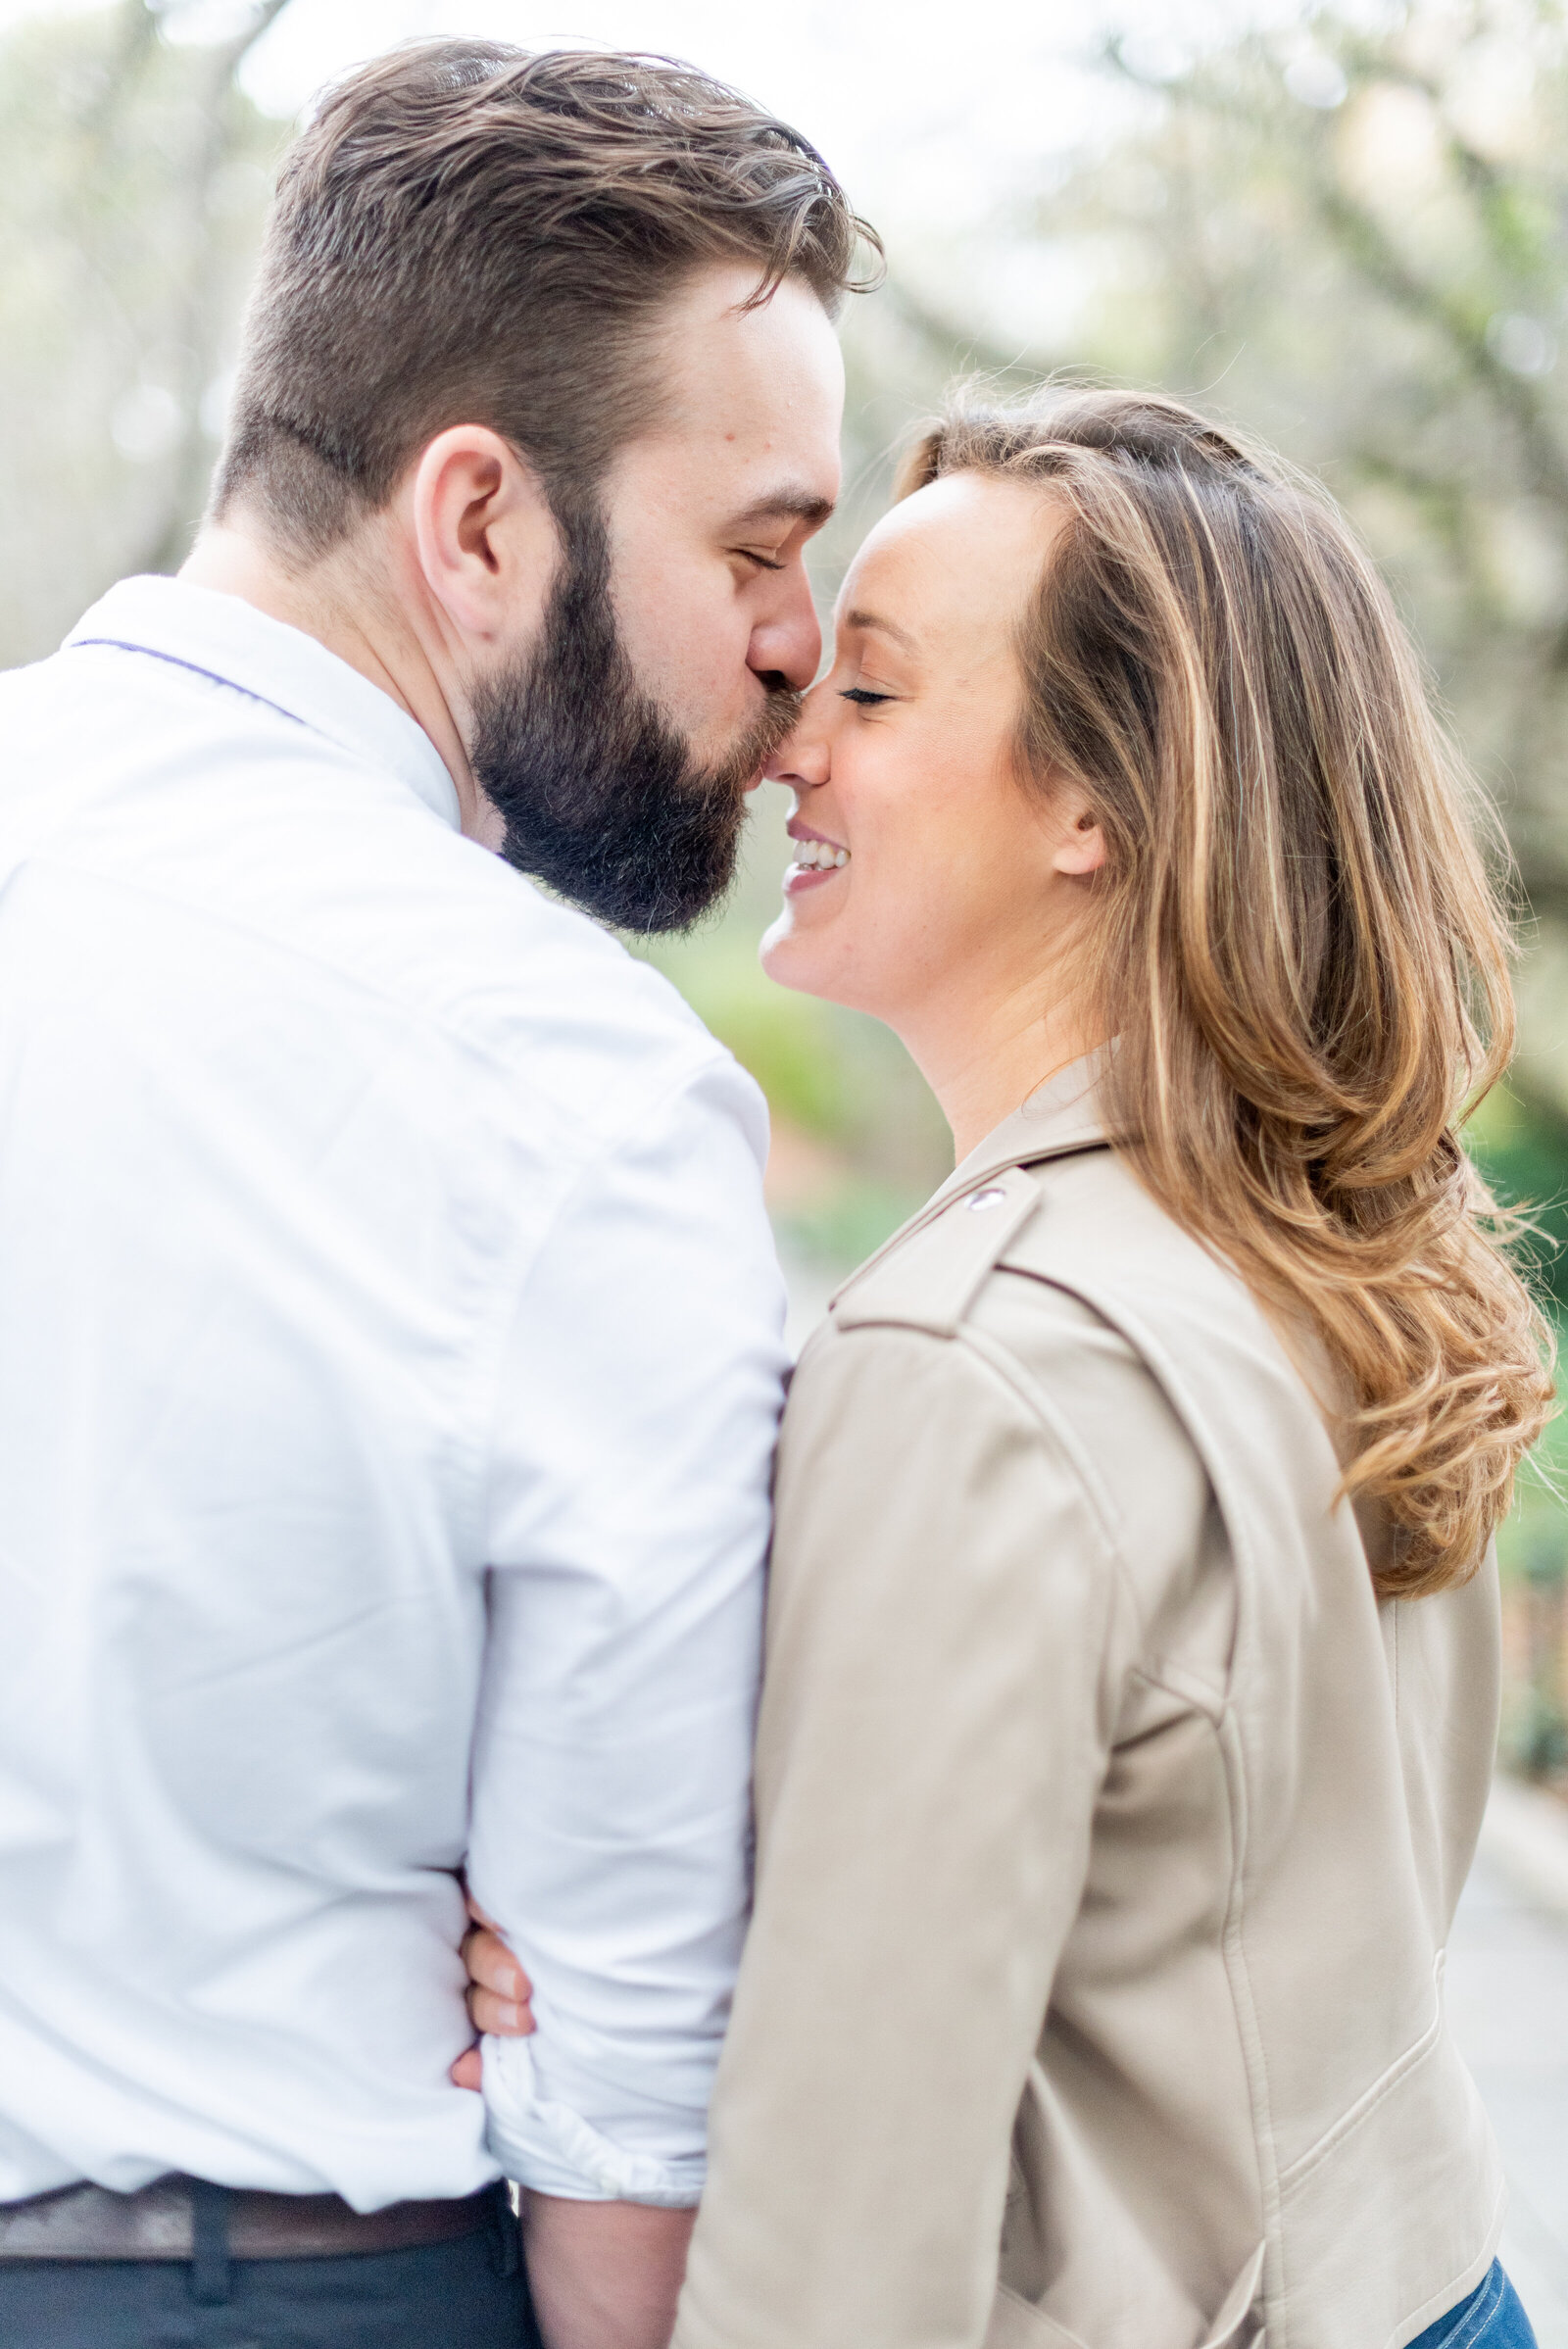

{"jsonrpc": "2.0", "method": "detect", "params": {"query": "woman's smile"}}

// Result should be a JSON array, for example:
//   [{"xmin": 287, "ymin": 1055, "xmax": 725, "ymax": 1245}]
[
  {"xmin": 783, "ymin": 822, "xmax": 850, "ymax": 893},
  {"xmin": 759, "ymin": 472, "xmax": 1101, "ymax": 1146}
]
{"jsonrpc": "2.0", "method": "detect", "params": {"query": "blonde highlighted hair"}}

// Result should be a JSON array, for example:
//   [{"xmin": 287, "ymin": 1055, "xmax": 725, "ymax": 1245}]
[{"xmin": 899, "ymin": 389, "xmax": 1552, "ymax": 1597}]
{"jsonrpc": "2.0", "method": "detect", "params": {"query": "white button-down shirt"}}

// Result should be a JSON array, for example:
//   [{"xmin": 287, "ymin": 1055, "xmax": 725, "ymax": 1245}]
[{"xmin": 0, "ymin": 578, "xmax": 787, "ymax": 2212}]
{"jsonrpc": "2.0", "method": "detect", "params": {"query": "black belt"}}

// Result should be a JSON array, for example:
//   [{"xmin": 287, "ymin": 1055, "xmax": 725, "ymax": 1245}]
[{"xmin": 0, "ymin": 2175, "xmax": 507, "ymax": 2263}]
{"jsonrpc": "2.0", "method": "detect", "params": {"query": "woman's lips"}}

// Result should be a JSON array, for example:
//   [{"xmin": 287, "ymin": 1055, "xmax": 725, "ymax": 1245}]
[{"xmin": 784, "ymin": 861, "xmax": 840, "ymax": 896}]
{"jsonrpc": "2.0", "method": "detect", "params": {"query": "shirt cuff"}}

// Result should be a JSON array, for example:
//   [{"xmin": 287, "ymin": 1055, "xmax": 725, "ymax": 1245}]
[{"xmin": 480, "ymin": 2036, "xmax": 707, "ymax": 2209}]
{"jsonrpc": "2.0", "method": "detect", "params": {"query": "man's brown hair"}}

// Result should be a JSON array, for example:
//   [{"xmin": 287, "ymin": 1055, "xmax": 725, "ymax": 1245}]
[{"xmin": 214, "ymin": 40, "xmax": 876, "ymax": 557}]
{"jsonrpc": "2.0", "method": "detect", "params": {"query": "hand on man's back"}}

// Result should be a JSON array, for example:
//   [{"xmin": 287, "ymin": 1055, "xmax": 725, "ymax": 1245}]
[{"xmin": 451, "ymin": 1900, "xmax": 535, "ymax": 2090}]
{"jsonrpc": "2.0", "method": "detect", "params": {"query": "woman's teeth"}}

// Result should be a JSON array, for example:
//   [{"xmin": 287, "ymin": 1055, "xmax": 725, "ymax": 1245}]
[{"xmin": 789, "ymin": 840, "xmax": 849, "ymax": 870}]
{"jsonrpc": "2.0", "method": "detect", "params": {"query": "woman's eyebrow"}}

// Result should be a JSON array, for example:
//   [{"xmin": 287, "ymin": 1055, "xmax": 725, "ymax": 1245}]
[{"xmin": 842, "ymin": 607, "xmax": 919, "ymax": 653}]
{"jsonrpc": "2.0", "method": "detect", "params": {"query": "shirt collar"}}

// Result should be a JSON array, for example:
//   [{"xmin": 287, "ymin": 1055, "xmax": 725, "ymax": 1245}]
[{"xmin": 65, "ymin": 575, "xmax": 463, "ymax": 832}]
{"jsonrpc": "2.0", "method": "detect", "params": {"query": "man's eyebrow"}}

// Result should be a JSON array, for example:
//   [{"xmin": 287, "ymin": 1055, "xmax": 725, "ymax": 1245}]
[
  {"xmin": 843, "ymin": 607, "xmax": 919, "ymax": 653},
  {"xmin": 724, "ymin": 486, "xmax": 835, "ymax": 533}
]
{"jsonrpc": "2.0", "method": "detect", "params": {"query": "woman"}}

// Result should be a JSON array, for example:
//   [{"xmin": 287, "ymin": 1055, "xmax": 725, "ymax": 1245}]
[{"xmin": 471, "ymin": 391, "xmax": 1549, "ymax": 2348}]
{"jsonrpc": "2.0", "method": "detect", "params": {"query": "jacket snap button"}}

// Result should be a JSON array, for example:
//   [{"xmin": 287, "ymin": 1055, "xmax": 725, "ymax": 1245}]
[{"xmin": 967, "ymin": 1187, "xmax": 1008, "ymax": 1212}]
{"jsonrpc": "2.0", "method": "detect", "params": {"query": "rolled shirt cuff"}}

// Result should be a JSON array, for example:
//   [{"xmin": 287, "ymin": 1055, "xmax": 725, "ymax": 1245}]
[{"xmin": 481, "ymin": 2035, "xmax": 707, "ymax": 2208}]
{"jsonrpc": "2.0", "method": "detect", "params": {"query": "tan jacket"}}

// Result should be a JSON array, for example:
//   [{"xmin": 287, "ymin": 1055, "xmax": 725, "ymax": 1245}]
[{"xmin": 672, "ymin": 1063, "xmax": 1504, "ymax": 2349}]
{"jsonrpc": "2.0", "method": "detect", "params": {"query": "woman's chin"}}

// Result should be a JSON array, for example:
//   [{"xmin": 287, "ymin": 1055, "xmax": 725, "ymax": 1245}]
[{"xmin": 760, "ymin": 912, "xmax": 832, "ymax": 1000}]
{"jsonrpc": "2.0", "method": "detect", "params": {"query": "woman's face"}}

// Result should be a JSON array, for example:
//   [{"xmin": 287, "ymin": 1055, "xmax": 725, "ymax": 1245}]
[{"xmin": 760, "ymin": 472, "xmax": 1101, "ymax": 1039}]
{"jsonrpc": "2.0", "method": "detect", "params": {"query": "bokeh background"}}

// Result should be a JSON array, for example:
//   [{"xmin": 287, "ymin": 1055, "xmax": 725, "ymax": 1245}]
[
  {"xmin": 4, "ymin": 0, "xmax": 1568, "ymax": 2323},
  {"xmin": 4, "ymin": 0, "xmax": 1568, "ymax": 1815}
]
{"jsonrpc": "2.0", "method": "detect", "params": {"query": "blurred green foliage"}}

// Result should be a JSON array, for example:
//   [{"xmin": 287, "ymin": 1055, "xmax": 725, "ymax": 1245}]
[
  {"xmin": 640, "ymin": 933, "xmax": 848, "ymax": 1138},
  {"xmin": 1468, "ymin": 1085, "xmax": 1568, "ymax": 1777},
  {"xmin": 640, "ymin": 870, "xmax": 952, "ymax": 1273},
  {"xmin": 1469, "ymin": 1082, "xmax": 1568, "ymax": 1307},
  {"xmin": 769, "ymin": 1180, "xmax": 928, "ymax": 1274}
]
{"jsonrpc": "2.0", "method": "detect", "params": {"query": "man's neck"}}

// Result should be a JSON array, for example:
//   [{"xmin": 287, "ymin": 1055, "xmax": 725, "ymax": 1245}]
[{"xmin": 179, "ymin": 519, "xmax": 502, "ymax": 847}]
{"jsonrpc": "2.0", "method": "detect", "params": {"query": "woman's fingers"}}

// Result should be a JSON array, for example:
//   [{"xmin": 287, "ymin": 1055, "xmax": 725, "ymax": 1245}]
[
  {"xmin": 460, "ymin": 1922, "xmax": 535, "ymax": 2036},
  {"xmin": 466, "ymin": 1982, "xmax": 532, "ymax": 2036},
  {"xmin": 450, "ymin": 2046, "xmax": 484, "ymax": 2091},
  {"xmin": 461, "ymin": 1922, "xmax": 532, "ymax": 2000}
]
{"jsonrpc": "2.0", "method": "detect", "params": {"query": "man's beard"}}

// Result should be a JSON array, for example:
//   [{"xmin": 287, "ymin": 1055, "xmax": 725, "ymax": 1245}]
[{"xmin": 470, "ymin": 504, "xmax": 801, "ymax": 933}]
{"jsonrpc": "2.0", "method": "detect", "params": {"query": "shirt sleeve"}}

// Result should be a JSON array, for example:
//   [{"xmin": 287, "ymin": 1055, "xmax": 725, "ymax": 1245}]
[
  {"xmin": 466, "ymin": 1051, "xmax": 787, "ymax": 2207},
  {"xmin": 671, "ymin": 1317, "xmax": 1134, "ymax": 2346}
]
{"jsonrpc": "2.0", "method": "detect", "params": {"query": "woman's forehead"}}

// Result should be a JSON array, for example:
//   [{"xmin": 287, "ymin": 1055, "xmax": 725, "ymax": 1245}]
[{"xmin": 837, "ymin": 472, "xmax": 1063, "ymax": 644}]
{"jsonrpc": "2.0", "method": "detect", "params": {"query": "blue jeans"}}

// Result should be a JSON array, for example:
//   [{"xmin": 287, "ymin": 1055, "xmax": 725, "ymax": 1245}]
[{"xmin": 1412, "ymin": 2262, "xmax": 1538, "ymax": 2348}]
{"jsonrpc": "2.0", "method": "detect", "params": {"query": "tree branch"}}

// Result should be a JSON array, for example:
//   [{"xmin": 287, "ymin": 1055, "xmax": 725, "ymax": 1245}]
[
  {"xmin": 1307, "ymin": 174, "xmax": 1568, "ymax": 511},
  {"xmin": 131, "ymin": 0, "xmax": 296, "ymax": 573},
  {"xmin": 1111, "ymin": 33, "xmax": 1568, "ymax": 515},
  {"xmin": 209, "ymin": 0, "xmax": 295, "ymax": 90}
]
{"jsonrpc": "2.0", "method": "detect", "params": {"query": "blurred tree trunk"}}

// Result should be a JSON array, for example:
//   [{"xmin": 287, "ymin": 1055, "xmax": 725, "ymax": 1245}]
[
  {"xmin": 126, "ymin": 0, "xmax": 293, "ymax": 572},
  {"xmin": 0, "ymin": 1, "xmax": 288, "ymax": 663}
]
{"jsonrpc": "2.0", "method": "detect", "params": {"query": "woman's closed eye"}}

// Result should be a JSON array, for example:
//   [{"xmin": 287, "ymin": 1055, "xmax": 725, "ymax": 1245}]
[{"xmin": 840, "ymin": 686, "xmax": 895, "ymax": 708}]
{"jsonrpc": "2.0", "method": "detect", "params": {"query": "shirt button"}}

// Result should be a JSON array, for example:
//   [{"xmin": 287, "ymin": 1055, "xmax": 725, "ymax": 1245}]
[{"xmin": 967, "ymin": 1187, "xmax": 1008, "ymax": 1212}]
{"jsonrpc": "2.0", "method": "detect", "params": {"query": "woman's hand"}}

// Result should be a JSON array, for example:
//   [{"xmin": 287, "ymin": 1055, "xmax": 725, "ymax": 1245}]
[{"xmin": 449, "ymin": 1895, "xmax": 536, "ymax": 2089}]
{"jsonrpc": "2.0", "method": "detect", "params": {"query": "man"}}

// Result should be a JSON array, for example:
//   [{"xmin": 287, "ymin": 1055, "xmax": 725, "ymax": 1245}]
[{"xmin": 0, "ymin": 42, "xmax": 862, "ymax": 2349}]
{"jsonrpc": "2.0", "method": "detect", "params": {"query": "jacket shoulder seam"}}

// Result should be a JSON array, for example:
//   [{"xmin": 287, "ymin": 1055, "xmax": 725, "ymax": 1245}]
[{"xmin": 831, "ymin": 1169, "xmax": 1046, "ymax": 1334}]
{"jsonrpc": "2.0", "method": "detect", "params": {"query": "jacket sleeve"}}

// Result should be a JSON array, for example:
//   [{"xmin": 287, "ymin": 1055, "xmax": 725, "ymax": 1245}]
[{"xmin": 672, "ymin": 1315, "xmax": 1135, "ymax": 2349}]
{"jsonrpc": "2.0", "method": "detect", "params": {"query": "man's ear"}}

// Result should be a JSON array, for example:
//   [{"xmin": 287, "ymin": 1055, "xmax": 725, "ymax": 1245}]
[
  {"xmin": 407, "ymin": 425, "xmax": 561, "ymax": 645},
  {"xmin": 1052, "ymin": 791, "xmax": 1108, "ymax": 879}
]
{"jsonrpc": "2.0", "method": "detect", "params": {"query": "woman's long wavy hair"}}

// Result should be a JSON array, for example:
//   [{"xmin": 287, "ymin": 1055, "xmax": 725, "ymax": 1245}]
[{"xmin": 898, "ymin": 388, "xmax": 1553, "ymax": 1598}]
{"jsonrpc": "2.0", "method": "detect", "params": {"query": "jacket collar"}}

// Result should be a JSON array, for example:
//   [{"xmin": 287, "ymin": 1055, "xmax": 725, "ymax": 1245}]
[
  {"xmin": 932, "ymin": 1052, "xmax": 1110, "ymax": 1208},
  {"xmin": 831, "ymin": 1052, "xmax": 1111, "ymax": 1310},
  {"xmin": 65, "ymin": 575, "xmax": 462, "ymax": 833}
]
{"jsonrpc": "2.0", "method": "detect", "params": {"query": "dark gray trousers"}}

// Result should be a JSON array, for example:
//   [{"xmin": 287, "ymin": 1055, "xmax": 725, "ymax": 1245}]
[{"xmin": 0, "ymin": 2183, "xmax": 541, "ymax": 2348}]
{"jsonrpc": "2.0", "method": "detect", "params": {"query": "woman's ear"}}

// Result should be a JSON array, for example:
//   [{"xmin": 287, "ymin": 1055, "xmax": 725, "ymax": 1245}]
[{"xmin": 1052, "ymin": 792, "xmax": 1108, "ymax": 879}]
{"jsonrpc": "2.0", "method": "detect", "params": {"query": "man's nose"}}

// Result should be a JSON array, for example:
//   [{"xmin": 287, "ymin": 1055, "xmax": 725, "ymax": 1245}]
[{"xmin": 748, "ymin": 564, "xmax": 822, "ymax": 693}]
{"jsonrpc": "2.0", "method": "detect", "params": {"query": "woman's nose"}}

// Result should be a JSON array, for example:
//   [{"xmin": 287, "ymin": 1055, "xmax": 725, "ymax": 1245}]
[
  {"xmin": 764, "ymin": 728, "xmax": 830, "ymax": 790},
  {"xmin": 765, "ymin": 684, "xmax": 834, "ymax": 789}
]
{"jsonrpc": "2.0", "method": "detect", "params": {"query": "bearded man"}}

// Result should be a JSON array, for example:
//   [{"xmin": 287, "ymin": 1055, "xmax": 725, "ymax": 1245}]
[{"xmin": 0, "ymin": 41, "xmax": 864, "ymax": 2349}]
